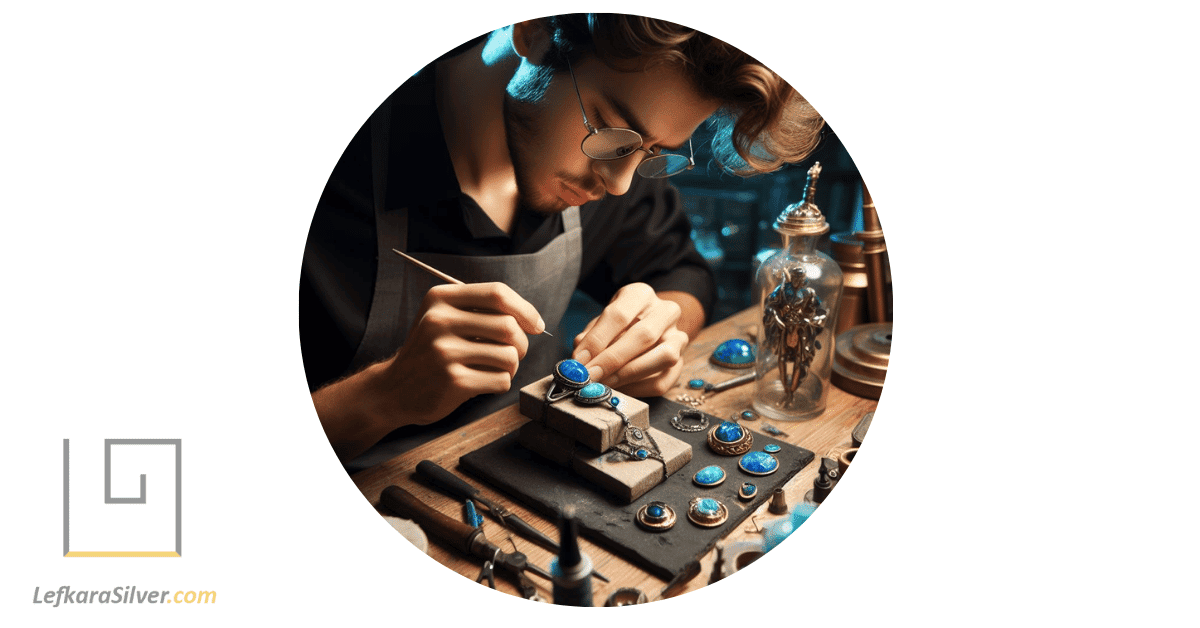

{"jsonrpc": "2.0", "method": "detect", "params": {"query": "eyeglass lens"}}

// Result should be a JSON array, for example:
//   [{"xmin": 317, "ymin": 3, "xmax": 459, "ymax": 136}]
[{"xmin": 581, "ymin": 129, "xmax": 692, "ymax": 179}]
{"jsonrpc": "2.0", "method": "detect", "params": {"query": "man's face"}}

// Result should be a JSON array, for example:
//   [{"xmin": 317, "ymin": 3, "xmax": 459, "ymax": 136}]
[{"xmin": 504, "ymin": 54, "xmax": 720, "ymax": 214}]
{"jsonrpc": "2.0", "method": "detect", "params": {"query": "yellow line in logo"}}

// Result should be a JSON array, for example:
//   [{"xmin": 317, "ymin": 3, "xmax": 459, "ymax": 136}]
[{"xmin": 65, "ymin": 552, "xmax": 181, "ymax": 557}]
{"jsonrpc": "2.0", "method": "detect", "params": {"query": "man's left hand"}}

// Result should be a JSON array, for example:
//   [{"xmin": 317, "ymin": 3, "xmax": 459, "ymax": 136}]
[{"xmin": 572, "ymin": 283, "xmax": 699, "ymax": 397}]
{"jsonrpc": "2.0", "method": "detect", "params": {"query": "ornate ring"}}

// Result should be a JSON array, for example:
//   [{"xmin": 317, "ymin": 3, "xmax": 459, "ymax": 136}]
[
  {"xmin": 546, "ymin": 359, "xmax": 590, "ymax": 403},
  {"xmin": 636, "ymin": 501, "xmax": 676, "ymax": 532},
  {"xmin": 692, "ymin": 465, "xmax": 726, "ymax": 487},
  {"xmin": 738, "ymin": 451, "xmax": 780, "ymax": 476},
  {"xmin": 670, "ymin": 408, "xmax": 709, "ymax": 433},
  {"xmin": 738, "ymin": 482, "xmax": 758, "ymax": 501},
  {"xmin": 686, "ymin": 497, "xmax": 729, "ymax": 528},
  {"xmin": 707, "ymin": 421, "xmax": 753, "ymax": 456}
]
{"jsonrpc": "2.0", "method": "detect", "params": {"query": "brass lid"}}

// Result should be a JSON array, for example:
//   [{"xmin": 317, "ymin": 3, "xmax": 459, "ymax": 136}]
[{"xmin": 774, "ymin": 162, "xmax": 829, "ymax": 237}]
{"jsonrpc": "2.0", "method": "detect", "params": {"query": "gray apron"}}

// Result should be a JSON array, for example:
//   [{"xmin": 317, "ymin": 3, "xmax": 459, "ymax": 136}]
[{"xmin": 345, "ymin": 109, "xmax": 582, "ymax": 472}]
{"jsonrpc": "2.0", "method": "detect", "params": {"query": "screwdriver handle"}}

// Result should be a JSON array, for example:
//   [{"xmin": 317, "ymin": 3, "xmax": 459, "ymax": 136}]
[
  {"xmin": 417, "ymin": 460, "xmax": 483, "ymax": 501},
  {"xmin": 381, "ymin": 485, "xmax": 485, "ymax": 557}
]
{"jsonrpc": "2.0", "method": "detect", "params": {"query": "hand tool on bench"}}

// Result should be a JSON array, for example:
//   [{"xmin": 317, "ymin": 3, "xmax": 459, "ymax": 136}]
[
  {"xmin": 381, "ymin": 485, "xmax": 546, "ymax": 600},
  {"xmin": 416, "ymin": 460, "xmax": 611, "ymax": 582}
]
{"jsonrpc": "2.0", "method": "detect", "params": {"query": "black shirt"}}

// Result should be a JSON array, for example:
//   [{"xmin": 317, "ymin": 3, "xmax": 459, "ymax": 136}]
[{"xmin": 300, "ymin": 57, "xmax": 717, "ymax": 393}]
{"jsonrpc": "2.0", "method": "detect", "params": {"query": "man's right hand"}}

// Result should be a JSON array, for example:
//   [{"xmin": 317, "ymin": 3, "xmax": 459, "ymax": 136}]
[{"xmin": 313, "ymin": 282, "xmax": 545, "ymax": 462}]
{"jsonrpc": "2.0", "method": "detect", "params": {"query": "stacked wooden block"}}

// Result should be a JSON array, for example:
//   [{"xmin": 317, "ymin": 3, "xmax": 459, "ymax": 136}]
[{"xmin": 517, "ymin": 375, "xmax": 692, "ymax": 503}]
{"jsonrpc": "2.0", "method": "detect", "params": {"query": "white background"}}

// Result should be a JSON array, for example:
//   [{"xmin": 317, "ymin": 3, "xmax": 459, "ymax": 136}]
[{"xmin": 3, "ymin": 1, "xmax": 1196, "ymax": 626}]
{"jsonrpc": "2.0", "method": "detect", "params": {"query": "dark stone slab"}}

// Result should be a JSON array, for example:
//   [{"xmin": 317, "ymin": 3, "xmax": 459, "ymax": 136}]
[{"xmin": 458, "ymin": 398, "xmax": 814, "ymax": 580}]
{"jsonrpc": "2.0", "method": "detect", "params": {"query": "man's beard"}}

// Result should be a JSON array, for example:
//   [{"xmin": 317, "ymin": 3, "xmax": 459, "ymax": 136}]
[{"xmin": 503, "ymin": 93, "xmax": 604, "ymax": 214}]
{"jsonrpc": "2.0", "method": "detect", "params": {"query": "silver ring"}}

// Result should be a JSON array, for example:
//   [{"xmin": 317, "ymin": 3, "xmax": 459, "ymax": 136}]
[
  {"xmin": 546, "ymin": 359, "xmax": 590, "ymax": 403},
  {"xmin": 670, "ymin": 408, "xmax": 709, "ymax": 432}
]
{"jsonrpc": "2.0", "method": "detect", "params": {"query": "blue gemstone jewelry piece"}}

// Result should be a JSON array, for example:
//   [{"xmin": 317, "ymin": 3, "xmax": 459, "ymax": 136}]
[
  {"xmin": 738, "ymin": 482, "xmax": 757, "ymax": 500},
  {"xmin": 738, "ymin": 451, "xmax": 780, "ymax": 476},
  {"xmin": 707, "ymin": 420, "xmax": 753, "ymax": 456},
  {"xmin": 635, "ymin": 448, "xmax": 649, "ymax": 459},
  {"xmin": 710, "ymin": 339, "xmax": 756, "ymax": 369},
  {"xmin": 573, "ymin": 382, "xmax": 611, "ymax": 404},
  {"xmin": 763, "ymin": 444, "xmax": 782, "ymax": 453},
  {"xmin": 687, "ymin": 378, "xmax": 706, "ymax": 389},
  {"xmin": 546, "ymin": 359, "xmax": 591, "ymax": 402},
  {"xmin": 636, "ymin": 501, "xmax": 676, "ymax": 531},
  {"xmin": 692, "ymin": 465, "xmax": 727, "ymax": 487},
  {"xmin": 740, "ymin": 410, "xmax": 758, "ymax": 421},
  {"xmin": 687, "ymin": 497, "xmax": 728, "ymax": 527}
]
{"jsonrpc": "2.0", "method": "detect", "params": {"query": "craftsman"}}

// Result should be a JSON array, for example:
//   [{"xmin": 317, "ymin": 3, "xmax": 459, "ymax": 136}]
[{"xmin": 301, "ymin": 14, "xmax": 824, "ymax": 471}]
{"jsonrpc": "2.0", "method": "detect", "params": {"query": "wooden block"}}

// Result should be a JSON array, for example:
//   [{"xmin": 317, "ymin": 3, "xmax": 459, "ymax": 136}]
[
  {"xmin": 570, "ymin": 428, "xmax": 693, "ymax": 503},
  {"xmin": 516, "ymin": 421, "xmax": 576, "ymax": 466},
  {"xmin": 518, "ymin": 375, "xmax": 649, "ymax": 452}
]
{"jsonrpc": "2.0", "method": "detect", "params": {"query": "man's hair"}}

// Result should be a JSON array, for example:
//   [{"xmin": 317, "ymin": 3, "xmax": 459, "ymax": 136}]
[{"xmin": 545, "ymin": 13, "xmax": 825, "ymax": 176}]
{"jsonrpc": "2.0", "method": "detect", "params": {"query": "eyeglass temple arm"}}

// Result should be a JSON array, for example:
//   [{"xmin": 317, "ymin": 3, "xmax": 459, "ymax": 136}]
[{"xmin": 563, "ymin": 55, "xmax": 597, "ymax": 133}]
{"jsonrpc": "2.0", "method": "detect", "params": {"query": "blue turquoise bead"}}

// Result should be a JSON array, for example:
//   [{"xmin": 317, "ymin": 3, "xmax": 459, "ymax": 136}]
[
  {"xmin": 739, "ymin": 451, "xmax": 779, "ymax": 475},
  {"xmin": 578, "ymin": 382, "xmax": 608, "ymax": 399},
  {"xmin": 714, "ymin": 421, "xmax": 744, "ymax": 443},
  {"xmin": 635, "ymin": 448, "xmax": 649, "ymax": 459},
  {"xmin": 711, "ymin": 339, "xmax": 755, "ymax": 367},
  {"xmin": 688, "ymin": 379, "xmax": 706, "ymax": 389},
  {"xmin": 647, "ymin": 504, "xmax": 665, "ymax": 518},
  {"xmin": 763, "ymin": 444, "xmax": 782, "ymax": 453},
  {"xmin": 557, "ymin": 359, "xmax": 589, "ymax": 384},
  {"xmin": 696, "ymin": 498, "xmax": 721, "ymax": 515},
  {"xmin": 610, "ymin": 397, "xmax": 620, "ymax": 407},
  {"xmin": 693, "ymin": 465, "xmax": 726, "ymax": 486}
]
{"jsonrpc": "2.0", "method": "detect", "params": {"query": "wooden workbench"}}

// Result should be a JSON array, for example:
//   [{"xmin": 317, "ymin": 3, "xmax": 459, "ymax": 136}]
[{"xmin": 350, "ymin": 306, "xmax": 878, "ymax": 602}]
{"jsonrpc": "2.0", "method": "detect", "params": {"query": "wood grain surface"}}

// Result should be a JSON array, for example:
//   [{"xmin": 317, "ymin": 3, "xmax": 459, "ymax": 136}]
[{"xmin": 350, "ymin": 306, "xmax": 879, "ymax": 603}]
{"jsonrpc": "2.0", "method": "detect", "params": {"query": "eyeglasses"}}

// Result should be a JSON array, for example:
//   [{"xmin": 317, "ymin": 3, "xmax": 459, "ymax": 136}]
[{"xmin": 564, "ymin": 57, "xmax": 695, "ymax": 179}]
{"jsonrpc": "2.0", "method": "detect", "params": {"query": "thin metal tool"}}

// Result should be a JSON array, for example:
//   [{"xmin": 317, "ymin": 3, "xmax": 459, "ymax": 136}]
[
  {"xmin": 415, "ymin": 461, "xmax": 610, "ymax": 582},
  {"xmin": 703, "ymin": 372, "xmax": 755, "ymax": 394},
  {"xmin": 393, "ymin": 249, "xmax": 552, "ymax": 336}
]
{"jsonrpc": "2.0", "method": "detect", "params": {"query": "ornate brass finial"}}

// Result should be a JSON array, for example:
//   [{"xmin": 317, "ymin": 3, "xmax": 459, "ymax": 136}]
[{"xmin": 774, "ymin": 162, "xmax": 829, "ymax": 237}]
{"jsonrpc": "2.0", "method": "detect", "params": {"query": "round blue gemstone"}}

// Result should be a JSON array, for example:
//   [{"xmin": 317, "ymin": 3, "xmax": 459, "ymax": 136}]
[
  {"xmin": 688, "ymin": 379, "xmax": 706, "ymax": 389},
  {"xmin": 739, "ymin": 451, "xmax": 779, "ymax": 475},
  {"xmin": 610, "ymin": 397, "xmax": 620, "ymax": 407},
  {"xmin": 711, "ymin": 339, "xmax": 755, "ymax": 366},
  {"xmin": 696, "ymin": 498, "xmax": 721, "ymax": 515},
  {"xmin": 693, "ymin": 465, "xmax": 726, "ymax": 486},
  {"xmin": 557, "ymin": 359, "xmax": 589, "ymax": 384},
  {"xmin": 741, "ymin": 483, "xmax": 757, "ymax": 496},
  {"xmin": 635, "ymin": 449, "xmax": 649, "ymax": 459},
  {"xmin": 741, "ymin": 410, "xmax": 757, "ymax": 420},
  {"xmin": 714, "ymin": 421, "xmax": 744, "ymax": 443},
  {"xmin": 763, "ymin": 444, "xmax": 782, "ymax": 453},
  {"xmin": 647, "ymin": 504, "xmax": 665, "ymax": 518},
  {"xmin": 578, "ymin": 382, "xmax": 607, "ymax": 399}
]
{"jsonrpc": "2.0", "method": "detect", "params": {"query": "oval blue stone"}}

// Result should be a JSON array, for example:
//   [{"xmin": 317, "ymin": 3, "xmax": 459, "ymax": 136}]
[
  {"xmin": 578, "ymin": 382, "xmax": 607, "ymax": 399},
  {"xmin": 693, "ymin": 465, "xmax": 726, "ymax": 486},
  {"xmin": 610, "ymin": 397, "xmax": 620, "ymax": 406},
  {"xmin": 711, "ymin": 339, "xmax": 755, "ymax": 366},
  {"xmin": 635, "ymin": 449, "xmax": 649, "ymax": 459},
  {"xmin": 557, "ymin": 359, "xmax": 589, "ymax": 384},
  {"xmin": 714, "ymin": 421, "xmax": 743, "ymax": 443},
  {"xmin": 688, "ymin": 379, "xmax": 706, "ymax": 389},
  {"xmin": 696, "ymin": 498, "xmax": 721, "ymax": 515},
  {"xmin": 740, "ymin": 483, "xmax": 757, "ymax": 497},
  {"xmin": 647, "ymin": 504, "xmax": 665, "ymax": 518},
  {"xmin": 763, "ymin": 444, "xmax": 781, "ymax": 453},
  {"xmin": 739, "ymin": 451, "xmax": 779, "ymax": 475}
]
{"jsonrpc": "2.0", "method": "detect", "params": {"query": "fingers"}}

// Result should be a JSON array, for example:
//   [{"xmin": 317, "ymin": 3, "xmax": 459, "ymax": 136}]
[
  {"xmin": 427, "ymin": 282, "xmax": 546, "ymax": 335},
  {"xmin": 431, "ymin": 335, "xmax": 522, "ymax": 378},
  {"xmin": 572, "ymin": 283, "xmax": 658, "ymax": 365},
  {"xmin": 421, "ymin": 306, "xmax": 530, "ymax": 360},
  {"xmin": 609, "ymin": 328, "xmax": 687, "ymax": 386},
  {"xmin": 578, "ymin": 294, "xmax": 682, "ymax": 385}
]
